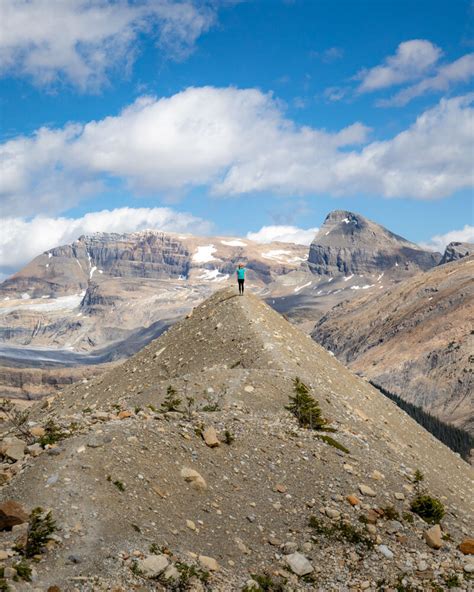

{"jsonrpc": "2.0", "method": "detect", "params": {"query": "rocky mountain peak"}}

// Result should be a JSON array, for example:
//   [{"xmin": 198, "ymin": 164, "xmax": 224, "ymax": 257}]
[
  {"xmin": 440, "ymin": 241, "xmax": 474, "ymax": 265},
  {"xmin": 308, "ymin": 210, "xmax": 441, "ymax": 276}
]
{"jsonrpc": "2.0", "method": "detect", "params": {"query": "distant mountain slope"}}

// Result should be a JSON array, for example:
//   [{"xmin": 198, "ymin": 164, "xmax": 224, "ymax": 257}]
[
  {"xmin": 312, "ymin": 255, "xmax": 474, "ymax": 434},
  {"xmin": 439, "ymin": 241, "xmax": 474, "ymax": 265},
  {"xmin": 307, "ymin": 210, "xmax": 441, "ymax": 276}
]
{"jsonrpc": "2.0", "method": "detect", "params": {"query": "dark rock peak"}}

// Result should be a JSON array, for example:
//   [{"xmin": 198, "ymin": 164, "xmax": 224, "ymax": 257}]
[{"xmin": 440, "ymin": 242, "xmax": 474, "ymax": 265}]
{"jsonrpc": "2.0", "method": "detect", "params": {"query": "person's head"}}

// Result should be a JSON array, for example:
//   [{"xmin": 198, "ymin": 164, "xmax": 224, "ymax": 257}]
[{"xmin": 238, "ymin": 263, "xmax": 243, "ymax": 268}]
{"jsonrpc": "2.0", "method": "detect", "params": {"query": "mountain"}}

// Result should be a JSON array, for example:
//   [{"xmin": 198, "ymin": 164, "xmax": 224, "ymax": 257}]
[
  {"xmin": 312, "ymin": 255, "xmax": 474, "ymax": 434},
  {"xmin": 0, "ymin": 288, "xmax": 472, "ymax": 590},
  {"xmin": 307, "ymin": 210, "xmax": 441, "ymax": 276},
  {"xmin": 0, "ymin": 214, "xmax": 443, "ymax": 400},
  {"xmin": 439, "ymin": 242, "xmax": 474, "ymax": 265}
]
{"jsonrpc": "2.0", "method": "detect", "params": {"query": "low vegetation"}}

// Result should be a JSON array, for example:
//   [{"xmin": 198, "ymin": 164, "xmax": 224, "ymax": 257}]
[
  {"xmin": 409, "ymin": 469, "xmax": 445, "ymax": 524},
  {"xmin": 242, "ymin": 572, "xmax": 287, "ymax": 592},
  {"xmin": 38, "ymin": 419, "xmax": 66, "ymax": 448},
  {"xmin": 17, "ymin": 507, "xmax": 57, "ymax": 558},
  {"xmin": 286, "ymin": 378, "xmax": 327, "ymax": 430},
  {"xmin": 309, "ymin": 516, "xmax": 374, "ymax": 550},
  {"xmin": 161, "ymin": 386, "xmax": 182, "ymax": 412},
  {"xmin": 0, "ymin": 399, "xmax": 34, "ymax": 444},
  {"xmin": 315, "ymin": 434, "xmax": 349, "ymax": 454}
]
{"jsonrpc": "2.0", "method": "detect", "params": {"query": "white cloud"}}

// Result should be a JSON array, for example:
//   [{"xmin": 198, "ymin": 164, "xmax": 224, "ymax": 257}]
[
  {"xmin": 0, "ymin": 0, "xmax": 215, "ymax": 91},
  {"xmin": 356, "ymin": 40, "xmax": 442, "ymax": 93},
  {"xmin": 0, "ymin": 207, "xmax": 212, "ymax": 277},
  {"xmin": 379, "ymin": 53, "xmax": 474, "ymax": 106},
  {"xmin": 0, "ymin": 87, "xmax": 473, "ymax": 215},
  {"xmin": 420, "ymin": 225, "xmax": 474, "ymax": 252},
  {"xmin": 247, "ymin": 225, "xmax": 318, "ymax": 245}
]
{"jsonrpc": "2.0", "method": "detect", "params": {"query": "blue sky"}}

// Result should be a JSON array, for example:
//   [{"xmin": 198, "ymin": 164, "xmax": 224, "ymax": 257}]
[{"xmin": 0, "ymin": 0, "xmax": 473, "ymax": 275}]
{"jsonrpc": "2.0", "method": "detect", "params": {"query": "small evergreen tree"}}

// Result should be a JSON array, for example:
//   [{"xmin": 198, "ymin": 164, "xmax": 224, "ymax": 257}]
[
  {"xmin": 160, "ymin": 385, "xmax": 182, "ymax": 412},
  {"xmin": 286, "ymin": 378, "xmax": 327, "ymax": 430}
]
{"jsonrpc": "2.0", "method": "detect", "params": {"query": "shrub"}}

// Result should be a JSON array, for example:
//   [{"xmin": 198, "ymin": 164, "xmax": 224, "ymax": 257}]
[
  {"xmin": 316, "ymin": 434, "xmax": 349, "ymax": 454},
  {"xmin": 224, "ymin": 430, "xmax": 235, "ymax": 445},
  {"xmin": 309, "ymin": 516, "xmax": 373, "ymax": 550},
  {"xmin": 242, "ymin": 573, "xmax": 286, "ymax": 591},
  {"xmin": 13, "ymin": 559, "xmax": 32, "ymax": 581},
  {"xmin": 286, "ymin": 378, "xmax": 327, "ymax": 430},
  {"xmin": 410, "ymin": 495, "xmax": 445, "ymax": 524},
  {"xmin": 0, "ymin": 399, "xmax": 34, "ymax": 444},
  {"xmin": 24, "ymin": 508, "xmax": 57, "ymax": 558},
  {"xmin": 381, "ymin": 506, "xmax": 400, "ymax": 521},
  {"xmin": 38, "ymin": 419, "xmax": 65, "ymax": 448},
  {"xmin": 161, "ymin": 386, "xmax": 182, "ymax": 413}
]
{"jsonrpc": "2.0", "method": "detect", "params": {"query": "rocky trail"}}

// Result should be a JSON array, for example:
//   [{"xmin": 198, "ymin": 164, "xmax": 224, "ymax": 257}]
[{"xmin": 0, "ymin": 289, "xmax": 472, "ymax": 591}]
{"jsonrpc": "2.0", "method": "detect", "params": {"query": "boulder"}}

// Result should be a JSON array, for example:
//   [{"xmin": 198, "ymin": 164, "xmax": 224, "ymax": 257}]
[
  {"xmin": 136, "ymin": 554, "xmax": 169, "ymax": 578},
  {"xmin": 459, "ymin": 538, "xmax": 474, "ymax": 555},
  {"xmin": 285, "ymin": 552, "xmax": 313, "ymax": 576},
  {"xmin": 0, "ymin": 437, "xmax": 26, "ymax": 462},
  {"xmin": 424, "ymin": 524, "xmax": 443, "ymax": 550},
  {"xmin": 0, "ymin": 500, "xmax": 29, "ymax": 530},
  {"xmin": 202, "ymin": 427, "xmax": 220, "ymax": 448},
  {"xmin": 181, "ymin": 467, "xmax": 207, "ymax": 491},
  {"xmin": 198, "ymin": 555, "xmax": 219, "ymax": 571}
]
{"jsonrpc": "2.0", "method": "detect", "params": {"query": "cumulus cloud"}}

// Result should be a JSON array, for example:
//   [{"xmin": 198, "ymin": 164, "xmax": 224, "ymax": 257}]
[
  {"xmin": 420, "ymin": 225, "xmax": 474, "ymax": 252},
  {"xmin": 0, "ymin": 87, "xmax": 473, "ymax": 216},
  {"xmin": 246, "ymin": 225, "xmax": 319, "ymax": 245},
  {"xmin": 379, "ymin": 53, "xmax": 474, "ymax": 106},
  {"xmin": 0, "ymin": 207, "xmax": 212, "ymax": 277},
  {"xmin": 356, "ymin": 40, "xmax": 442, "ymax": 93},
  {"xmin": 0, "ymin": 0, "xmax": 215, "ymax": 90}
]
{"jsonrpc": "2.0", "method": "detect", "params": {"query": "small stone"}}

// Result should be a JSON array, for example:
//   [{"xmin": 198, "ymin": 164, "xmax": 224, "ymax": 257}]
[
  {"xmin": 118, "ymin": 410, "xmax": 132, "ymax": 419},
  {"xmin": 163, "ymin": 564, "xmax": 179, "ymax": 581},
  {"xmin": 0, "ymin": 500, "xmax": 28, "ymax": 530},
  {"xmin": 199, "ymin": 555, "xmax": 219, "ymax": 571},
  {"xmin": 0, "ymin": 437, "xmax": 25, "ymax": 462},
  {"xmin": 325, "ymin": 508, "xmax": 341, "ymax": 519},
  {"xmin": 394, "ymin": 492, "xmax": 405, "ymax": 500},
  {"xmin": 346, "ymin": 495, "xmax": 361, "ymax": 506},
  {"xmin": 136, "ymin": 554, "xmax": 169, "ymax": 578},
  {"xmin": 0, "ymin": 550, "xmax": 8, "ymax": 560},
  {"xmin": 386, "ymin": 520, "xmax": 403, "ymax": 534},
  {"xmin": 275, "ymin": 484, "xmax": 287, "ymax": 493},
  {"xmin": 459, "ymin": 538, "xmax": 474, "ymax": 555},
  {"xmin": 186, "ymin": 520, "xmax": 196, "ymax": 531},
  {"xmin": 180, "ymin": 467, "xmax": 207, "ymax": 491},
  {"xmin": 285, "ymin": 552, "xmax": 313, "ymax": 576},
  {"xmin": 3, "ymin": 566, "xmax": 16, "ymax": 579},
  {"xmin": 424, "ymin": 524, "xmax": 443, "ymax": 550},
  {"xmin": 417, "ymin": 561, "xmax": 428, "ymax": 572},
  {"xmin": 367, "ymin": 524, "xmax": 377, "ymax": 534},
  {"xmin": 151, "ymin": 483, "xmax": 167, "ymax": 498},
  {"xmin": 244, "ymin": 386, "xmax": 254, "ymax": 393},
  {"xmin": 366, "ymin": 509, "xmax": 380, "ymax": 524},
  {"xmin": 463, "ymin": 562, "xmax": 474, "ymax": 574},
  {"xmin": 202, "ymin": 427, "xmax": 220, "ymax": 448},
  {"xmin": 377, "ymin": 545, "xmax": 393, "ymax": 559},
  {"xmin": 282, "ymin": 542, "xmax": 298, "ymax": 555},
  {"xmin": 358, "ymin": 484, "xmax": 376, "ymax": 497},
  {"xmin": 30, "ymin": 426, "xmax": 46, "ymax": 437},
  {"xmin": 343, "ymin": 463, "xmax": 354, "ymax": 473},
  {"xmin": 371, "ymin": 470, "xmax": 384, "ymax": 480}
]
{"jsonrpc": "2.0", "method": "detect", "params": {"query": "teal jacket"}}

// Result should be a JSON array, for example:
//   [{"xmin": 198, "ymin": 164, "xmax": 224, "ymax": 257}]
[{"xmin": 236, "ymin": 267, "xmax": 246, "ymax": 280}]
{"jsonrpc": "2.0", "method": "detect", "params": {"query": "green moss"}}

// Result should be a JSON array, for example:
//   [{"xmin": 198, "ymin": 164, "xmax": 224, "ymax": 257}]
[{"xmin": 410, "ymin": 495, "xmax": 445, "ymax": 524}]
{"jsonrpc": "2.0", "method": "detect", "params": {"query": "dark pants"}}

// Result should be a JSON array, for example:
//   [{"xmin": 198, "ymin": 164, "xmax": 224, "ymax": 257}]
[{"xmin": 238, "ymin": 278, "xmax": 245, "ymax": 294}]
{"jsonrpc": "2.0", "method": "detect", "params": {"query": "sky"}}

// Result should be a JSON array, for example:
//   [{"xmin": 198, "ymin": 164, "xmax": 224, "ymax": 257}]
[{"xmin": 0, "ymin": 0, "xmax": 473, "ymax": 277}]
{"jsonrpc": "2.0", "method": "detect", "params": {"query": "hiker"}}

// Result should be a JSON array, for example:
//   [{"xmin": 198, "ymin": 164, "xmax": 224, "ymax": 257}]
[{"xmin": 236, "ymin": 263, "xmax": 246, "ymax": 295}]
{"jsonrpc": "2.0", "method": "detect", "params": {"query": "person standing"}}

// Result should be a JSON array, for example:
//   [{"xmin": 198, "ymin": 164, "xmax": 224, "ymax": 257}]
[{"xmin": 236, "ymin": 263, "xmax": 246, "ymax": 295}]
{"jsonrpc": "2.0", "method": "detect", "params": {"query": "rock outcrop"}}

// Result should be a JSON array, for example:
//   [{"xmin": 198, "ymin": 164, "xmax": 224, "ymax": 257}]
[
  {"xmin": 307, "ymin": 210, "xmax": 441, "ymax": 276},
  {"xmin": 439, "ymin": 241, "xmax": 474, "ymax": 265},
  {"xmin": 0, "ymin": 289, "xmax": 472, "ymax": 590},
  {"xmin": 312, "ymin": 255, "xmax": 474, "ymax": 434}
]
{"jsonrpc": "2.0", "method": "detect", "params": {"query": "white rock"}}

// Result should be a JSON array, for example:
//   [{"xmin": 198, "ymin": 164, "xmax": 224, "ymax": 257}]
[
  {"xmin": 359, "ymin": 484, "xmax": 376, "ymax": 497},
  {"xmin": 377, "ymin": 545, "xmax": 394, "ymax": 559},
  {"xmin": 137, "ymin": 554, "xmax": 169, "ymax": 578},
  {"xmin": 285, "ymin": 552, "xmax": 313, "ymax": 576},
  {"xmin": 199, "ymin": 555, "xmax": 219, "ymax": 571}
]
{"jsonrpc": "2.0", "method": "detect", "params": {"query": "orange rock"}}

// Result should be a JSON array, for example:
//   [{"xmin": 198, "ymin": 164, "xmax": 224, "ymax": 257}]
[
  {"xmin": 0, "ymin": 500, "xmax": 28, "ymax": 531},
  {"xmin": 458, "ymin": 538, "xmax": 474, "ymax": 555},
  {"xmin": 346, "ymin": 494, "xmax": 361, "ymax": 506},
  {"xmin": 118, "ymin": 410, "xmax": 132, "ymax": 419},
  {"xmin": 275, "ymin": 484, "xmax": 287, "ymax": 493}
]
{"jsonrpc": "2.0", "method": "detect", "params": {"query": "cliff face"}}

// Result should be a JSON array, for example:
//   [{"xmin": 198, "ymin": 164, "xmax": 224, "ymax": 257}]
[
  {"xmin": 312, "ymin": 255, "xmax": 474, "ymax": 434},
  {"xmin": 308, "ymin": 210, "xmax": 441, "ymax": 276},
  {"xmin": 439, "ymin": 241, "xmax": 474, "ymax": 265}
]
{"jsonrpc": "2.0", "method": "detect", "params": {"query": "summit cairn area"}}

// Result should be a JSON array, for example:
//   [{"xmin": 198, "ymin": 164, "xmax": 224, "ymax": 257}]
[{"xmin": 0, "ymin": 289, "xmax": 472, "ymax": 590}]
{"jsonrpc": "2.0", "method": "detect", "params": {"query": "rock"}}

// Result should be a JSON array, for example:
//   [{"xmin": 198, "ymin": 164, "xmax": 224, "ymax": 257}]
[
  {"xmin": 30, "ymin": 426, "xmax": 45, "ymax": 437},
  {"xmin": 136, "ymin": 554, "xmax": 169, "ymax": 578},
  {"xmin": 458, "ymin": 538, "xmax": 474, "ymax": 555},
  {"xmin": 275, "ymin": 484, "xmax": 287, "ymax": 493},
  {"xmin": 0, "ymin": 500, "xmax": 28, "ymax": 530},
  {"xmin": 27, "ymin": 443, "xmax": 43, "ymax": 457},
  {"xmin": 366, "ymin": 509, "xmax": 380, "ymax": 524},
  {"xmin": 202, "ymin": 426, "xmax": 219, "ymax": 448},
  {"xmin": 282, "ymin": 542, "xmax": 298, "ymax": 555},
  {"xmin": 417, "ymin": 561, "xmax": 428, "ymax": 572},
  {"xmin": 244, "ymin": 385, "xmax": 254, "ymax": 393},
  {"xmin": 386, "ymin": 520, "xmax": 403, "ymax": 534},
  {"xmin": 186, "ymin": 519, "xmax": 196, "ymax": 531},
  {"xmin": 371, "ymin": 470, "xmax": 384, "ymax": 480},
  {"xmin": 358, "ymin": 484, "xmax": 376, "ymax": 497},
  {"xmin": 377, "ymin": 545, "xmax": 394, "ymax": 559},
  {"xmin": 0, "ymin": 437, "xmax": 26, "ymax": 462},
  {"xmin": 3, "ymin": 566, "xmax": 17, "ymax": 579},
  {"xmin": 394, "ymin": 492, "xmax": 405, "ymax": 500},
  {"xmin": 198, "ymin": 555, "xmax": 219, "ymax": 571},
  {"xmin": 163, "ymin": 564, "xmax": 179, "ymax": 581},
  {"xmin": 464, "ymin": 562, "xmax": 474, "ymax": 574},
  {"xmin": 0, "ymin": 550, "xmax": 8, "ymax": 560},
  {"xmin": 346, "ymin": 494, "xmax": 361, "ymax": 506},
  {"xmin": 118, "ymin": 410, "xmax": 132, "ymax": 419},
  {"xmin": 180, "ymin": 467, "xmax": 207, "ymax": 491},
  {"xmin": 424, "ymin": 524, "xmax": 443, "ymax": 550},
  {"xmin": 285, "ymin": 552, "xmax": 313, "ymax": 576},
  {"xmin": 325, "ymin": 508, "xmax": 341, "ymax": 519}
]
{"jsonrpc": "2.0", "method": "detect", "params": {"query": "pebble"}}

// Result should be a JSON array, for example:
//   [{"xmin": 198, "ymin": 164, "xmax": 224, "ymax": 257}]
[
  {"xmin": 358, "ymin": 484, "xmax": 376, "ymax": 497},
  {"xmin": 285, "ymin": 552, "xmax": 313, "ymax": 576},
  {"xmin": 199, "ymin": 555, "xmax": 219, "ymax": 571},
  {"xmin": 377, "ymin": 545, "xmax": 394, "ymax": 559}
]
